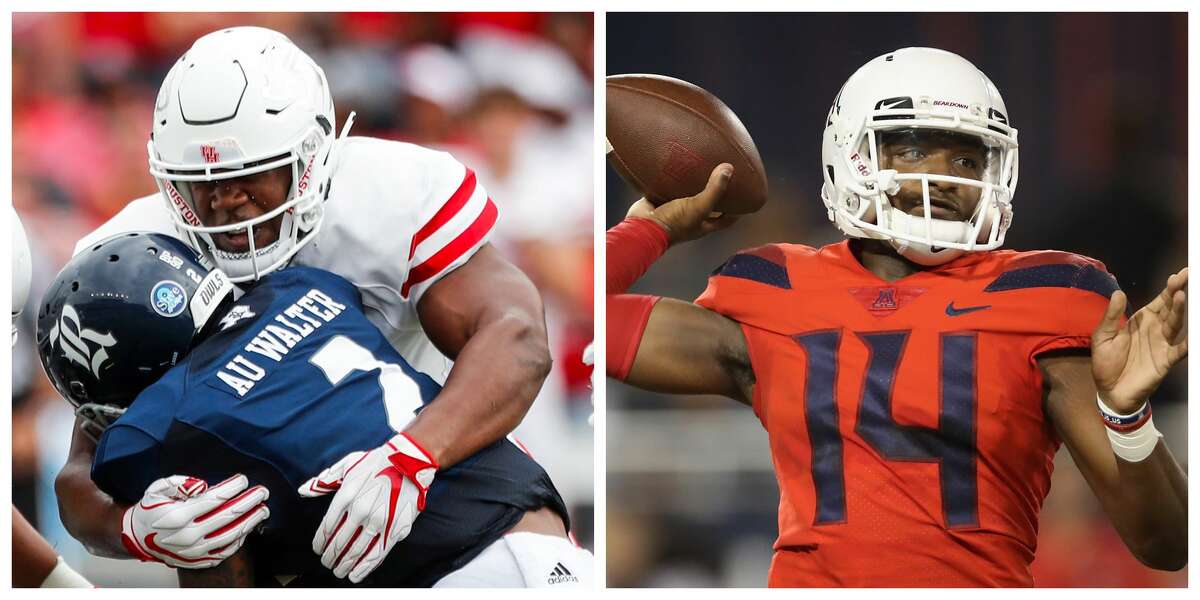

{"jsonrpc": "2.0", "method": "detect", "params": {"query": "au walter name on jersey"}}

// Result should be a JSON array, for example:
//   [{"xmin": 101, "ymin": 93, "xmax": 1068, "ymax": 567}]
[{"xmin": 216, "ymin": 289, "xmax": 347, "ymax": 396}]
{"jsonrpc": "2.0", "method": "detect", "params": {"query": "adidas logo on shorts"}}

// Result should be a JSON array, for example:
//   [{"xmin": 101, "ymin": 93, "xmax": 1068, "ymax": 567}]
[{"xmin": 547, "ymin": 562, "xmax": 579, "ymax": 585}]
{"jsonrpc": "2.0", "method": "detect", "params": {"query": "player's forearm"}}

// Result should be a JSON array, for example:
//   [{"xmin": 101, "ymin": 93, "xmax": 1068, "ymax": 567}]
[
  {"xmin": 55, "ymin": 459, "xmax": 129, "ymax": 558},
  {"xmin": 1059, "ymin": 438, "xmax": 1187, "ymax": 571},
  {"xmin": 1106, "ymin": 444, "xmax": 1188, "ymax": 570},
  {"xmin": 13, "ymin": 507, "xmax": 62, "ymax": 587},
  {"xmin": 1093, "ymin": 393, "xmax": 1187, "ymax": 569},
  {"xmin": 412, "ymin": 245, "xmax": 551, "ymax": 467},
  {"xmin": 1043, "ymin": 354, "xmax": 1188, "ymax": 570},
  {"xmin": 1066, "ymin": 406, "xmax": 1188, "ymax": 569},
  {"xmin": 13, "ymin": 507, "xmax": 92, "ymax": 588},
  {"xmin": 605, "ymin": 219, "xmax": 752, "ymax": 398},
  {"xmin": 406, "ymin": 310, "xmax": 551, "ymax": 467},
  {"xmin": 618, "ymin": 297, "xmax": 754, "ymax": 401},
  {"xmin": 606, "ymin": 218, "xmax": 668, "ymax": 382},
  {"xmin": 55, "ymin": 424, "xmax": 129, "ymax": 558}
]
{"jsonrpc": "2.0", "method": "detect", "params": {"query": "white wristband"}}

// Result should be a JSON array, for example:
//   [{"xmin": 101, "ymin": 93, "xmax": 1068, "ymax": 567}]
[
  {"xmin": 40, "ymin": 557, "xmax": 92, "ymax": 588},
  {"xmin": 1097, "ymin": 395, "xmax": 1162, "ymax": 463}
]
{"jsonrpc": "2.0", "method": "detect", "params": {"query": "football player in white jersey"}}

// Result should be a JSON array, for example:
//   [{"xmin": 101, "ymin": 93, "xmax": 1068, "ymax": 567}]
[
  {"xmin": 52, "ymin": 26, "xmax": 576, "ymax": 584},
  {"xmin": 12, "ymin": 208, "xmax": 92, "ymax": 588}
]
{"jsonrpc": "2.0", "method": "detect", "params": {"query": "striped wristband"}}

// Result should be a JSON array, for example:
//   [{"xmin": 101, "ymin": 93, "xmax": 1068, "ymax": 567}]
[{"xmin": 1097, "ymin": 395, "xmax": 1162, "ymax": 462}]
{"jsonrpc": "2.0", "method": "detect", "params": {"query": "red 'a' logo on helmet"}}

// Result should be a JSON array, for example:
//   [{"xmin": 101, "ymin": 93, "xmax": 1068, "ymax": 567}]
[{"xmin": 201, "ymin": 145, "xmax": 220, "ymax": 164}]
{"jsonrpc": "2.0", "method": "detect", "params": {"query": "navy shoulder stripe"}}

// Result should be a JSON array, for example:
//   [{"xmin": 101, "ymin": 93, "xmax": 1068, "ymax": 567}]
[
  {"xmin": 712, "ymin": 254, "xmax": 791, "ymax": 289},
  {"xmin": 984, "ymin": 263, "xmax": 1119, "ymax": 298}
]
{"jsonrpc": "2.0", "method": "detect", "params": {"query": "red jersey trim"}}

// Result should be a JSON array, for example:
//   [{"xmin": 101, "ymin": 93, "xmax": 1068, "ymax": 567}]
[
  {"xmin": 409, "ymin": 168, "xmax": 478, "ymax": 260},
  {"xmin": 402, "ymin": 197, "xmax": 497, "ymax": 298}
]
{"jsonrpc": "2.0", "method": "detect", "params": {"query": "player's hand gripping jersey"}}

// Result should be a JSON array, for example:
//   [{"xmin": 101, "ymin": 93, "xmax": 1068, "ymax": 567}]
[
  {"xmin": 696, "ymin": 241, "xmax": 1119, "ymax": 587},
  {"xmin": 90, "ymin": 267, "xmax": 566, "ymax": 587},
  {"xmin": 75, "ymin": 139, "xmax": 497, "ymax": 380}
]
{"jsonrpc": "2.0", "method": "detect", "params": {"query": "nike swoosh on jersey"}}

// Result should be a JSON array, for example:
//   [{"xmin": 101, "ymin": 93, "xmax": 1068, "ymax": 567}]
[{"xmin": 945, "ymin": 301, "xmax": 992, "ymax": 316}]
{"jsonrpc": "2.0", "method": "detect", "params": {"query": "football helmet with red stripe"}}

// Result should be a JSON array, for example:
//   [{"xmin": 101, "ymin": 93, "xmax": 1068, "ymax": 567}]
[{"xmin": 148, "ymin": 26, "xmax": 352, "ymax": 282}]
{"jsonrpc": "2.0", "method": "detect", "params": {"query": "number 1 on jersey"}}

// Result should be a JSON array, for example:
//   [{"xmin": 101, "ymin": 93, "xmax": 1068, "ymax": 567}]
[{"xmin": 310, "ymin": 335, "xmax": 424, "ymax": 433}]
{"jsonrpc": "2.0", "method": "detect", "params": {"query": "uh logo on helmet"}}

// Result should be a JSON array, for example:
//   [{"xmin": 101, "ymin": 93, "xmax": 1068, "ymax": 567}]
[{"xmin": 147, "ymin": 26, "xmax": 346, "ymax": 283}]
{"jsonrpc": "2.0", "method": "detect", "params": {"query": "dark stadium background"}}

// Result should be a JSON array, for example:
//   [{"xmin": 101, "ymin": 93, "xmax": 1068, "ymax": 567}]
[
  {"xmin": 606, "ymin": 12, "xmax": 1187, "ymax": 587},
  {"xmin": 12, "ymin": 12, "xmax": 593, "ymax": 586}
]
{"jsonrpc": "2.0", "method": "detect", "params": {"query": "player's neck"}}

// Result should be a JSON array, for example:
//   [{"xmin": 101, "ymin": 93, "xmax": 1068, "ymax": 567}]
[{"xmin": 850, "ymin": 239, "xmax": 925, "ymax": 283}]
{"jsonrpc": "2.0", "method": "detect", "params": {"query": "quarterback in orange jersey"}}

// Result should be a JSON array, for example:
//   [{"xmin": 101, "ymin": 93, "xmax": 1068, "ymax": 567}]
[{"xmin": 606, "ymin": 48, "xmax": 1187, "ymax": 587}]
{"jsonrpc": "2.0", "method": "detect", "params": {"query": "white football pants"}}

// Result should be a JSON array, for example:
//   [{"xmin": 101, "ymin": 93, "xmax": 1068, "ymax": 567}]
[{"xmin": 433, "ymin": 532, "xmax": 594, "ymax": 588}]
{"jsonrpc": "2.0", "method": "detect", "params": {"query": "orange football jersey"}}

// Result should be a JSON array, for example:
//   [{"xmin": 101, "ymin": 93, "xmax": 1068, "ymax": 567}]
[{"xmin": 695, "ymin": 240, "xmax": 1118, "ymax": 587}]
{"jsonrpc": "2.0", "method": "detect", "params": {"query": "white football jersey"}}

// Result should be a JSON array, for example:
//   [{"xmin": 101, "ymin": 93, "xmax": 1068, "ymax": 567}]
[{"xmin": 73, "ymin": 137, "xmax": 497, "ymax": 382}]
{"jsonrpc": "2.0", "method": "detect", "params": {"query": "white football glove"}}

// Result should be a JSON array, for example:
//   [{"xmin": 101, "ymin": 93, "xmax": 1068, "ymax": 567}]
[
  {"xmin": 298, "ymin": 433, "xmax": 437, "ymax": 583},
  {"xmin": 122, "ymin": 474, "xmax": 270, "ymax": 569}
]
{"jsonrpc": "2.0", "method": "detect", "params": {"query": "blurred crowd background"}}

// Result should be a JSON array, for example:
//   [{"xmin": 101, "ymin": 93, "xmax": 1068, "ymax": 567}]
[
  {"xmin": 12, "ymin": 12, "xmax": 593, "ymax": 586},
  {"xmin": 607, "ymin": 13, "xmax": 1187, "ymax": 587}
]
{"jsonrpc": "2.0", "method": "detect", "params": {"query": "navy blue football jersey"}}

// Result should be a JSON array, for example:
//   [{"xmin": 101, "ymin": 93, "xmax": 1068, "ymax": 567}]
[{"xmin": 92, "ymin": 266, "xmax": 568, "ymax": 587}]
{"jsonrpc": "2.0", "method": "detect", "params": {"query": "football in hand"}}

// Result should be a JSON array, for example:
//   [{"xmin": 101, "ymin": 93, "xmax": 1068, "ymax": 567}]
[{"xmin": 607, "ymin": 74, "xmax": 768, "ymax": 214}]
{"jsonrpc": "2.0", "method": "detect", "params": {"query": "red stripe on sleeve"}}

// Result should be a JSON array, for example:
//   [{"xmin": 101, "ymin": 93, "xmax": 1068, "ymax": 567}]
[
  {"xmin": 606, "ymin": 294, "xmax": 661, "ymax": 380},
  {"xmin": 409, "ymin": 168, "xmax": 478, "ymax": 260},
  {"xmin": 402, "ymin": 198, "xmax": 498, "ymax": 298}
]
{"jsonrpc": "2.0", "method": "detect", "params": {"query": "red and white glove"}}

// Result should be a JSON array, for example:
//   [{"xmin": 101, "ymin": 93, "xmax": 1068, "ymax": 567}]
[
  {"xmin": 298, "ymin": 433, "xmax": 438, "ymax": 583},
  {"xmin": 122, "ymin": 474, "xmax": 270, "ymax": 569}
]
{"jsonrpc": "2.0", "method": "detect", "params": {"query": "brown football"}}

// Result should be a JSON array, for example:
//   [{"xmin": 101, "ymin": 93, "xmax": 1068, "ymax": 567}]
[{"xmin": 607, "ymin": 74, "xmax": 768, "ymax": 214}]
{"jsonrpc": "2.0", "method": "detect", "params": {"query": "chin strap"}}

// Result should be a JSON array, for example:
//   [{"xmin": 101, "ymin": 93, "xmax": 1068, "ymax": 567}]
[
  {"xmin": 891, "ymin": 239, "xmax": 964, "ymax": 266},
  {"xmin": 874, "ymin": 208, "xmax": 964, "ymax": 265}
]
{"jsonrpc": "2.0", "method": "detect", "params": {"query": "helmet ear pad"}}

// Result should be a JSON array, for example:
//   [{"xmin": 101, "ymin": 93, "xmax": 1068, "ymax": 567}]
[{"xmin": 35, "ymin": 233, "xmax": 236, "ymax": 426}]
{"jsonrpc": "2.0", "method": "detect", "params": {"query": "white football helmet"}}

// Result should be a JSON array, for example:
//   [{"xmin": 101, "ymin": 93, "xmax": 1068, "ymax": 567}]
[
  {"xmin": 821, "ymin": 47, "xmax": 1019, "ymax": 265},
  {"xmin": 148, "ymin": 27, "xmax": 353, "ymax": 281},
  {"xmin": 12, "ymin": 206, "xmax": 32, "ymax": 346}
]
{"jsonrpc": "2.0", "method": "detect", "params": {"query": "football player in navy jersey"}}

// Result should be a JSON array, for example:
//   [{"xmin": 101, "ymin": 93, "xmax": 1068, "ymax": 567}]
[{"xmin": 37, "ymin": 232, "xmax": 592, "ymax": 587}]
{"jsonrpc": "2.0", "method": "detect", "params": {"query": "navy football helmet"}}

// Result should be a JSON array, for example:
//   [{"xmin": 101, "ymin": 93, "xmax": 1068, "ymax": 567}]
[{"xmin": 36, "ymin": 232, "xmax": 237, "ymax": 438}]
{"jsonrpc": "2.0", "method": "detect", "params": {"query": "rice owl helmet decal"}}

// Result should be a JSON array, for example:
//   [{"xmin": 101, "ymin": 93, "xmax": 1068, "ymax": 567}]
[
  {"xmin": 151, "ymin": 280, "xmax": 189, "ymax": 317},
  {"xmin": 36, "ymin": 232, "xmax": 236, "ymax": 434},
  {"xmin": 45, "ymin": 305, "xmax": 125, "ymax": 440},
  {"xmin": 821, "ymin": 47, "xmax": 1019, "ymax": 266},
  {"xmin": 46, "ymin": 304, "xmax": 118, "ymax": 379}
]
